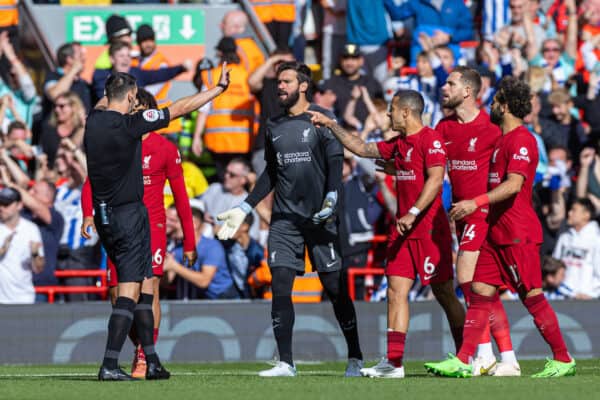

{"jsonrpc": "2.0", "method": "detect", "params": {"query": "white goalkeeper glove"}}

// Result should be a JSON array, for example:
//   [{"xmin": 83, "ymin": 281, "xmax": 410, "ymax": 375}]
[
  {"xmin": 312, "ymin": 190, "xmax": 338, "ymax": 224},
  {"xmin": 216, "ymin": 201, "xmax": 252, "ymax": 240}
]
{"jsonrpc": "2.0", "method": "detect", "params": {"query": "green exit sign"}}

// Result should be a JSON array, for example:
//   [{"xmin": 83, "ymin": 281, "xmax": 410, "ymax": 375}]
[{"xmin": 66, "ymin": 10, "xmax": 205, "ymax": 45}]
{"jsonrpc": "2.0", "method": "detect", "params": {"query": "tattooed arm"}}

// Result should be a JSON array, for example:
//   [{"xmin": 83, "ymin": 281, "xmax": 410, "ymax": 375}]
[{"xmin": 307, "ymin": 110, "xmax": 382, "ymax": 158}]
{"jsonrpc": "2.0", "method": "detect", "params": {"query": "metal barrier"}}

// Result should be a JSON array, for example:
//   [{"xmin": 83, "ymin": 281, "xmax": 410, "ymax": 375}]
[{"xmin": 35, "ymin": 270, "xmax": 108, "ymax": 303}]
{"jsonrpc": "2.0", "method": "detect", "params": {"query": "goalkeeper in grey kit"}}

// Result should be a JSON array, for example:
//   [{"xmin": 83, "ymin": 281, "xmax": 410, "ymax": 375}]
[{"xmin": 217, "ymin": 61, "xmax": 363, "ymax": 377}]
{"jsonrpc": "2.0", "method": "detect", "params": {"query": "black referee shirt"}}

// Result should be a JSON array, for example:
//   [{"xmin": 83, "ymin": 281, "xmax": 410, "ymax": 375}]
[
  {"xmin": 84, "ymin": 108, "xmax": 170, "ymax": 207},
  {"xmin": 264, "ymin": 104, "xmax": 343, "ymax": 220}
]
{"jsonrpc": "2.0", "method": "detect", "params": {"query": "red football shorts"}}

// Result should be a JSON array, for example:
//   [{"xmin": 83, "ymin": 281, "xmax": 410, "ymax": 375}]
[
  {"xmin": 456, "ymin": 212, "xmax": 489, "ymax": 252},
  {"xmin": 106, "ymin": 225, "xmax": 166, "ymax": 288},
  {"xmin": 386, "ymin": 226, "xmax": 453, "ymax": 286},
  {"xmin": 474, "ymin": 241, "xmax": 542, "ymax": 293}
]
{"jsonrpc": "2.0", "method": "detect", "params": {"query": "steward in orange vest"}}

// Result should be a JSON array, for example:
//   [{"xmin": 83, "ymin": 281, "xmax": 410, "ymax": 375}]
[
  {"xmin": 199, "ymin": 37, "xmax": 255, "ymax": 155},
  {"xmin": 132, "ymin": 24, "xmax": 182, "ymax": 135}
]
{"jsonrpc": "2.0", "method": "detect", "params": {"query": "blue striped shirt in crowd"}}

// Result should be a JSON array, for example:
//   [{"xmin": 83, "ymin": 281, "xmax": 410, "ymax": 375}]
[{"xmin": 53, "ymin": 183, "xmax": 99, "ymax": 250}]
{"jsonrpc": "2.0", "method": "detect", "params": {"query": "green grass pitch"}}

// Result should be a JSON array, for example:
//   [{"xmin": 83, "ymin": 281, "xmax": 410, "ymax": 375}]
[{"xmin": 2, "ymin": 360, "xmax": 600, "ymax": 400}]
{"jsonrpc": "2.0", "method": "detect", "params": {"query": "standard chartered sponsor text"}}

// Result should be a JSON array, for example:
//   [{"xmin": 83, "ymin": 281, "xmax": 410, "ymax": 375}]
[
  {"xmin": 283, "ymin": 152, "xmax": 312, "ymax": 164},
  {"xmin": 450, "ymin": 160, "xmax": 477, "ymax": 171}
]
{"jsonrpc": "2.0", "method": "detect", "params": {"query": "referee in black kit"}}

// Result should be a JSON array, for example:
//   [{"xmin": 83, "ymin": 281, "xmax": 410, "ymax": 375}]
[
  {"xmin": 217, "ymin": 61, "xmax": 363, "ymax": 377},
  {"xmin": 85, "ymin": 64, "xmax": 230, "ymax": 381}
]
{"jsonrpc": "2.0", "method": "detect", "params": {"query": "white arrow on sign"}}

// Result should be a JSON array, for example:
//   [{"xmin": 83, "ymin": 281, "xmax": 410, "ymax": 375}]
[{"xmin": 179, "ymin": 15, "xmax": 196, "ymax": 40}]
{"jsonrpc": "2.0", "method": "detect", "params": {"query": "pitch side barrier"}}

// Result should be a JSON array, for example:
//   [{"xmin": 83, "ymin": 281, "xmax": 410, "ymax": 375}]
[{"xmin": 0, "ymin": 301, "xmax": 597, "ymax": 364}]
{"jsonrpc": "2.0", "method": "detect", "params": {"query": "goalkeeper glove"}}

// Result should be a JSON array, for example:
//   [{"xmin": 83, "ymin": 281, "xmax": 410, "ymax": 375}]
[
  {"xmin": 312, "ymin": 191, "xmax": 337, "ymax": 224},
  {"xmin": 216, "ymin": 201, "xmax": 252, "ymax": 240}
]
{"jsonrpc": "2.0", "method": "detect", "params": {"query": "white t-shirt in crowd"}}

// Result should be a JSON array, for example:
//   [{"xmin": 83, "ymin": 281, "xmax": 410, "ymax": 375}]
[{"xmin": 0, "ymin": 218, "xmax": 44, "ymax": 304}]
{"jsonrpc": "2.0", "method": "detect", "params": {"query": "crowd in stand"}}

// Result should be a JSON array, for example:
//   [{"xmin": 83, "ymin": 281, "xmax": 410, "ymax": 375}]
[{"xmin": 0, "ymin": 0, "xmax": 600, "ymax": 304}]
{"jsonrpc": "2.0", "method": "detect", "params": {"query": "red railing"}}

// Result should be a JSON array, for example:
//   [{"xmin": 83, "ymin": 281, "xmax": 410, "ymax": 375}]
[
  {"xmin": 35, "ymin": 270, "xmax": 108, "ymax": 303},
  {"xmin": 347, "ymin": 235, "xmax": 387, "ymax": 301}
]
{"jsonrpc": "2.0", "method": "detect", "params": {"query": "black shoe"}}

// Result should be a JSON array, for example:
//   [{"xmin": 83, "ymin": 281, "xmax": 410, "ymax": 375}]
[
  {"xmin": 98, "ymin": 366, "xmax": 137, "ymax": 381},
  {"xmin": 146, "ymin": 362, "xmax": 171, "ymax": 380}
]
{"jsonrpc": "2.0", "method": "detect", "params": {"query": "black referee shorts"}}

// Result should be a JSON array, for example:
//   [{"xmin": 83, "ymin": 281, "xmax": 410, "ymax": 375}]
[
  {"xmin": 267, "ymin": 216, "xmax": 342, "ymax": 274},
  {"xmin": 95, "ymin": 201, "xmax": 152, "ymax": 283}
]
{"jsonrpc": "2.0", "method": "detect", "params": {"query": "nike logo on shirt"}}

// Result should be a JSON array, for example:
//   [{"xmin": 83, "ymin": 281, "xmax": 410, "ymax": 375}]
[{"xmin": 273, "ymin": 135, "xmax": 283, "ymax": 142}]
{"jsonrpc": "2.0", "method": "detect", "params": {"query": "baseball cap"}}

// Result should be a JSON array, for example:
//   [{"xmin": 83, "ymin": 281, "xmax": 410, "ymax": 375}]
[
  {"xmin": 216, "ymin": 37, "xmax": 237, "ymax": 54},
  {"xmin": 341, "ymin": 43, "xmax": 361, "ymax": 58},
  {"xmin": 0, "ymin": 187, "xmax": 21, "ymax": 206},
  {"xmin": 315, "ymin": 80, "xmax": 335, "ymax": 94},
  {"xmin": 136, "ymin": 24, "xmax": 155, "ymax": 44},
  {"xmin": 105, "ymin": 15, "xmax": 132, "ymax": 42}
]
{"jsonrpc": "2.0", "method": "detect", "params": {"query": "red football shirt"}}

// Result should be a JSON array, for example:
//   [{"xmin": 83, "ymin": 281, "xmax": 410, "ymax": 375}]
[
  {"xmin": 488, "ymin": 125, "xmax": 543, "ymax": 245},
  {"xmin": 376, "ymin": 126, "xmax": 447, "ymax": 239},
  {"xmin": 436, "ymin": 110, "xmax": 502, "ymax": 201},
  {"xmin": 142, "ymin": 133, "xmax": 183, "ymax": 223}
]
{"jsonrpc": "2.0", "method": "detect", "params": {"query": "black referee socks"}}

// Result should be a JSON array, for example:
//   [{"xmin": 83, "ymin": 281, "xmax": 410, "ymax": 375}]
[
  {"xmin": 134, "ymin": 293, "xmax": 160, "ymax": 365},
  {"xmin": 102, "ymin": 296, "xmax": 137, "ymax": 370}
]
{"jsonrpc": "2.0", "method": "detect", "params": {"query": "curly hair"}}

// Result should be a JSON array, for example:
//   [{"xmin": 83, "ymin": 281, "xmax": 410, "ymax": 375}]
[{"xmin": 495, "ymin": 76, "xmax": 532, "ymax": 119}]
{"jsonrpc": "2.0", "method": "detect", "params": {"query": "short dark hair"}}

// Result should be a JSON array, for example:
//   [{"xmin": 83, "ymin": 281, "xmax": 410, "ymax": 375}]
[
  {"xmin": 573, "ymin": 197, "xmax": 596, "ymax": 217},
  {"xmin": 191, "ymin": 207, "xmax": 204, "ymax": 222},
  {"xmin": 494, "ymin": 76, "xmax": 532, "ymax": 119},
  {"xmin": 56, "ymin": 43, "xmax": 75, "ymax": 67},
  {"xmin": 276, "ymin": 61, "xmax": 312, "ymax": 85},
  {"xmin": 453, "ymin": 66, "xmax": 482, "ymax": 99},
  {"xmin": 109, "ymin": 41, "xmax": 131, "ymax": 57},
  {"xmin": 243, "ymin": 212, "xmax": 254, "ymax": 228},
  {"xmin": 7, "ymin": 120, "xmax": 26, "ymax": 135},
  {"xmin": 136, "ymin": 88, "xmax": 157, "ymax": 110},
  {"xmin": 393, "ymin": 89, "xmax": 425, "ymax": 116},
  {"xmin": 541, "ymin": 256, "xmax": 565, "ymax": 278},
  {"xmin": 105, "ymin": 72, "xmax": 137, "ymax": 102}
]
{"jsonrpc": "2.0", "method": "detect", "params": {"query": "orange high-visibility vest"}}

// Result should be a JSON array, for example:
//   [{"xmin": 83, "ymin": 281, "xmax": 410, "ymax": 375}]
[
  {"xmin": 133, "ymin": 51, "xmax": 182, "ymax": 134},
  {"xmin": 249, "ymin": 251, "xmax": 323, "ymax": 303},
  {"xmin": 251, "ymin": 0, "xmax": 273, "ymax": 23},
  {"xmin": 236, "ymin": 37, "xmax": 265, "ymax": 75},
  {"xmin": 271, "ymin": 0, "xmax": 295, "ymax": 23},
  {"xmin": 200, "ymin": 63, "xmax": 255, "ymax": 154},
  {"xmin": 0, "ymin": 0, "xmax": 18, "ymax": 27}
]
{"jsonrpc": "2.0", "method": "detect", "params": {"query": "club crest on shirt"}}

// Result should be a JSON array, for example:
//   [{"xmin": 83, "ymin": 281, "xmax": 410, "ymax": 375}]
[
  {"xmin": 468, "ymin": 137, "xmax": 478, "ymax": 152},
  {"xmin": 301, "ymin": 128, "xmax": 311, "ymax": 142},
  {"xmin": 143, "ymin": 155, "xmax": 152, "ymax": 170},
  {"xmin": 405, "ymin": 147, "xmax": 414, "ymax": 162},
  {"xmin": 492, "ymin": 148, "xmax": 500, "ymax": 163}
]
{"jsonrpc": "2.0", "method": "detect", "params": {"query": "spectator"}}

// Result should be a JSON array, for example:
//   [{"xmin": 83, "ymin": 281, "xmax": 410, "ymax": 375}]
[
  {"xmin": 10, "ymin": 179, "xmax": 64, "ymax": 303},
  {"xmin": 321, "ymin": 0, "xmax": 347, "ymax": 80},
  {"xmin": 94, "ymin": 14, "xmax": 133, "ymax": 70},
  {"xmin": 481, "ymin": 0, "xmax": 511, "ymax": 41},
  {"xmin": 4, "ymin": 120, "xmax": 34, "ymax": 173},
  {"xmin": 576, "ymin": 145, "xmax": 600, "ymax": 214},
  {"xmin": 324, "ymin": 44, "xmax": 383, "ymax": 125},
  {"xmin": 43, "ymin": 42, "xmax": 91, "ymax": 119},
  {"xmin": 503, "ymin": 0, "xmax": 546, "ymax": 59},
  {"xmin": 0, "ymin": 187, "xmax": 44, "ymax": 304},
  {"xmin": 553, "ymin": 198, "xmax": 600, "ymax": 299},
  {"xmin": 346, "ymin": 0, "xmax": 390, "ymax": 83},
  {"xmin": 200, "ymin": 157, "xmax": 260, "ymax": 239},
  {"xmin": 220, "ymin": 10, "xmax": 265, "ymax": 75},
  {"xmin": 385, "ymin": 0, "xmax": 474, "ymax": 68},
  {"xmin": 222, "ymin": 212, "xmax": 266, "ymax": 298},
  {"xmin": 541, "ymin": 256, "xmax": 572, "ymax": 300},
  {"xmin": 39, "ymin": 91, "xmax": 86, "ymax": 169},
  {"xmin": 0, "ymin": 0, "xmax": 18, "ymax": 51},
  {"xmin": 0, "ymin": 32, "xmax": 37, "ymax": 132},
  {"xmin": 132, "ymin": 24, "xmax": 183, "ymax": 137},
  {"xmin": 91, "ymin": 41, "xmax": 189, "ymax": 102},
  {"xmin": 574, "ymin": 71, "xmax": 600, "ymax": 139},
  {"xmin": 247, "ymin": 49, "xmax": 295, "ymax": 174},
  {"xmin": 251, "ymin": 0, "xmax": 295, "ymax": 50},
  {"xmin": 164, "ymin": 203, "xmax": 237, "ymax": 300},
  {"xmin": 194, "ymin": 37, "xmax": 255, "ymax": 178},
  {"xmin": 312, "ymin": 80, "xmax": 337, "ymax": 115},
  {"xmin": 542, "ymin": 89, "xmax": 587, "ymax": 160}
]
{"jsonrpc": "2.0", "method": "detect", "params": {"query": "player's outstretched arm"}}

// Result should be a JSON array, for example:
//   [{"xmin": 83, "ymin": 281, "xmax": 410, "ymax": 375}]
[
  {"xmin": 307, "ymin": 110, "xmax": 381, "ymax": 158},
  {"xmin": 168, "ymin": 62, "xmax": 231, "ymax": 120},
  {"xmin": 450, "ymin": 173, "xmax": 524, "ymax": 220}
]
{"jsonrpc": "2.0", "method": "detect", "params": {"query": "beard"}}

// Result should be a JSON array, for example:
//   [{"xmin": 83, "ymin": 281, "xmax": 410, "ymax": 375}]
[
  {"xmin": 441, "ymin": 94, "xmax": 462, "ymax": 109},
  {"xmin": 490, "ymin": 107, "xmax": 504, "ymax": 126},
  {"xmin": 278, "ymin": 88, "xmax": 300, "ymax": 109}
]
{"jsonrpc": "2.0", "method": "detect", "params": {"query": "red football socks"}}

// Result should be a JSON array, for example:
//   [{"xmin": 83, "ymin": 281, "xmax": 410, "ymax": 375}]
[
  {"xmin": 457, "ymin": 293, "xmax": 494, "ymax": 364},
  {"xmin": 387, "ymin": 331, "xmax": 406, "ymax": 368},
  {"xmin": 523, "ymin": 293, "xmax": 570, "ymax": 363},
  {"xmin": 489, "ymin": 294, "xmax": 513, "ymax": 353}
]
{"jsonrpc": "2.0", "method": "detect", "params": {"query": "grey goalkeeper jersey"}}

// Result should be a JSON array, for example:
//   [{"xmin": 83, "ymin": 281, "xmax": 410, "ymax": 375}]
[{"xmin": 264, "ymin": 104, "xmax": 343, "ymax": 221}]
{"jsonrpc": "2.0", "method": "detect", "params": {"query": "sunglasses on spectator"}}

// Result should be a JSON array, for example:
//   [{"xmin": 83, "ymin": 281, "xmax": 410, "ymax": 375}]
[
  {"xmin": 225, "ymin": 170, "xmax": 245, "ymax": 178},
  {"xmin": 543, "ymin": 47, "xmax": 560, "ymax": 53},
  {"xmin": 55, "ymin": 102, "xmax": 71, "ymax": 109}
]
